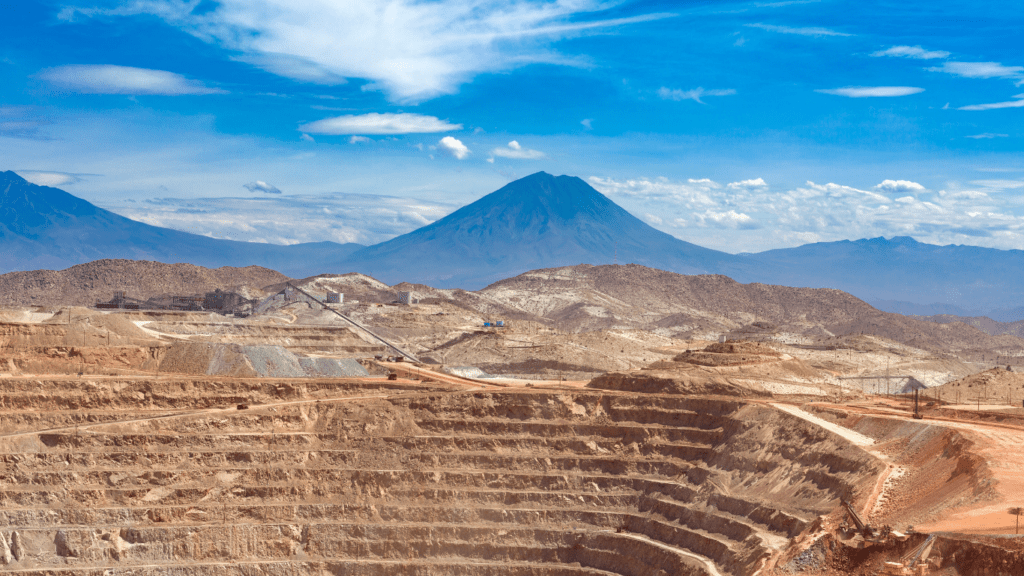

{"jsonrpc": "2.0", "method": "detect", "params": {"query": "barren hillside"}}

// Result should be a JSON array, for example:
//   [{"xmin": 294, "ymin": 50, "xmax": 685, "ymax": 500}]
[
  {"xmin": 0, "ymin": 259, "xmax": 289, "ymax": 306},
  {"xmin": 478, "ymin": 264, "xmax": 1024, "ymax": 356}
]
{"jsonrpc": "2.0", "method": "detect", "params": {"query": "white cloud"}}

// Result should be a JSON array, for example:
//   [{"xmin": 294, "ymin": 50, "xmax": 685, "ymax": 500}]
[
  {"xmin": 875, "ymin": 179, "xmax": 925, "ymax": 193},
  {"xmin": 688, "ymin": 178, "xmax": 721, "ymax": 188},
  {"xmin": 300, "ymin": 133, "xmax": 315, "ymax": 143},
  {"xmin": 942, "ymin": 190, "xmax": 988, "ymax": 200},
  {"xmin": 958, "ymin": 95, "xmax": 1024, "ymax": 111},
  {"xmin": 727, "ymin": 178, "xmax": 767, "ymax": 189},
  {"xmin": 745, "ymin": 23, "xmax": 851, "ymax": 37},
  {"xmin": 870, "ymin": 45, "xmax": 949, "ymax": 59},
  {"xmin": 15, "ymin": 170, "xmax": 85, "ymax": 187},
  {"xmin": 38, "ymin": 64, "xmax": 226, "ymax": 95},
  {"xmin": 438, "ymin": 136, "xmax": 470, "ymax": 160},
  {"xmin": 587, "ymin": 175, "xmax": 1024, "ymax": 253},
  {"xmin": 299, "ymin": 113, "xmax": 462, "ymax": 135},
  {"xmin": 234, "ymin": 53, "xmax": 347, "ymax": 85},
  {"xmin": 929, "ymin": 61, "xmax": 1024, "ymax": 80},
  {"xmin": 970, "ymin": 179, "xmax": 1024, "ymax": 191},
  {"xmin": 697, "ymin": 209, "xmax": 758, "ymax": 229},
  {"xmin": 580, "ymin": 118, "xmax": 592, "ymax": 129},
  {"xmin": 966, "ymin": 133, "xmax": 1009, "ymax": 139},
  {"xmin": 99, "ymin": 193, "xmax": 456, "ymax": 246},
  {"xmin": 658, "ymin": 87, "xmax": 736, "ymax": 103},
  {"xmin": 78, "ymin": 1, "xmax": 674, "ymax": 102},
  {"xmin": 491, "ymin": 140, "xmax": 545, "ymax": 160},
  {"xmin": 587, "ymin": 176, "xmax": 719, "ymax": 208},
  {"xmin": 243, "ymin": 180, "xmax": 282, "ymax": 194},
  {"xmin": 349, "ymin": 135, "xmax": 371, "ymax": 144},
  {"xmin": 816, "ymin": 86, "xmax": 924, "ymax": 98},
  {"xmin": 644, "ymin": 213, "xmax": 663, "ymax": 225}
]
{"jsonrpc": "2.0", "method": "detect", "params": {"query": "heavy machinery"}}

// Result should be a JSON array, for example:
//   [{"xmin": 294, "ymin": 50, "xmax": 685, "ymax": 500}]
[
  {"xmin": 839, "ymin": 500, "xmax": 903, "ymax": 547},
  {"xmin": 881, "ymin": 534, "xmax": 937, "ymax": 575}
]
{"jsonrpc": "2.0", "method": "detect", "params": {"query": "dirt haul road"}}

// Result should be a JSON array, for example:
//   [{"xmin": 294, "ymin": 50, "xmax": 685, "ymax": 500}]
[{"xmin": 800, "ymin": 399, "xmax": 1024, "ymax": 536}]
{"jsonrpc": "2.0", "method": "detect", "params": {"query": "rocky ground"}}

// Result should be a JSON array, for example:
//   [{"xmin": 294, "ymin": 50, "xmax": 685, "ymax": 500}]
[{"xmin": 1, "ymin": 261, "xmax": 1023, "ymax": 574}]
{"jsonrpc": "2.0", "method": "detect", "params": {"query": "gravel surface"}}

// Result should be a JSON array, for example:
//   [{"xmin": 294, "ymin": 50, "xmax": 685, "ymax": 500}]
[
  {"xmin": 298, "ymin": 357, "xmax": 369, "ymax": 377},
  {"xmin": 242, "ymin": 345, "xmax": 305, "ymax": 378}
]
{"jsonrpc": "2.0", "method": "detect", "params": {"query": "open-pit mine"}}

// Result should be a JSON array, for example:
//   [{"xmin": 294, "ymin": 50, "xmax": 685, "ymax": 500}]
[{"xmin": 2, "ymin": 261, "xmax": 1024, "ymax": 575}]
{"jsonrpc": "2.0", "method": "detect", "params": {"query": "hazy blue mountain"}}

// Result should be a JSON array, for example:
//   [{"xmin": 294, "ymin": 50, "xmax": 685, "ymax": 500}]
[
  {"xmin": 744, "ymin": 236, "xmax": 1024, "ymax": 315},
  {"xmin": 333, "ymin": 172, "xmax": 748, "ymax": 287},
  {"xmin": 0, "ymin": 171, "xmax": 363, "ymax": 277},
  {"xmin": 6, "ymin": 168, "xmax": 1024, "ymax": 320},
  {"xmin": 331, "ymin": 172, "xmax": 1024, "ymax": 318}
]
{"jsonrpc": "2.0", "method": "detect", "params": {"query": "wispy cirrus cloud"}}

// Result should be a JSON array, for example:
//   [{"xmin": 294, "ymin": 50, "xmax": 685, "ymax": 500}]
[
  {"xmin": 928, "ymin": 61, "xmax": 1024, "ymax": 82},
  {"xmin": 243, "ymin": 180, "xmax": 282, "ymax": 194},
  {"xmin": 38, "ymin": 64, "xmax": 226, "ymax": 95},
  {"xmin": 967, "ymin": 133, "xmax": 1009, "ymax": 139},
  {"xmin": 299, "ymin": 113, "xmax": 461, "ymax": 135},
  {"xmin": 745, "ymin": 23, "xmax": 851, "ymax": 37},
  {"xmin": 61, "ymin": 0, "xmax": 675, "ymax": 102},
  {"xmin": 870, "ymin": 45, "xmax": 949, "ymax": 59},
  {"xmin": 490, "ymin": 141, "xmax": 544, "ymax": 160},
  {"xmin": 0, "ymin": 106, "xmax": 50, "ymax": 139},
  {"xmin": 958, "ymin": 95, "xmax": 1024, "ymax": 111},
  {"xmin": 658, "ymin": 87, "xmax": 736, "ymax": 104},
  {"xmin": 15, "ymin": 170, "xmax": 89, "ymax": 187},
  {"xmin": 816, "ymin": 86, "xmax": 924, "ymax": 98}
]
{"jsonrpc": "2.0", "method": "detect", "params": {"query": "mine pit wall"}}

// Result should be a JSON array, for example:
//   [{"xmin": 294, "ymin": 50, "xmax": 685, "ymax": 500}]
[
  {"xmin": 0, "ymin": 321, "xmax": 166, "ymax": 375},
  {"xmin": 806, "ymin": 407, "xmax": 995, "ymax": 528},
  {"xmin": 0, "ymin": 377, "xmax": 440, "ymax": 434},
  {"xmin": 929, "ymin": 535, "xmax": 1024, "ymax": 576},
  {"xmin": 0, "ymin": 345, "xmax": 164, "ymax": 375},
  {"xmin": 0, "ymin": 387, "xmax": 884, "ymax": 576}
]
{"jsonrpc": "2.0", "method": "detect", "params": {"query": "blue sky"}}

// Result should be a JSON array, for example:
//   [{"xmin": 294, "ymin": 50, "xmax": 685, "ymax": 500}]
[{"xmin": 2, "ymin": 0, "xmax": 1023, "ymax": 252}]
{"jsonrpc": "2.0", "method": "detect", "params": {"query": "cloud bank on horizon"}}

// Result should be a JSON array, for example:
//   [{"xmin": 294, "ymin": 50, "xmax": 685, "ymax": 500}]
[{"xmin": 1, "ymin": 0, "xmax": 1022, "ymax": 254}]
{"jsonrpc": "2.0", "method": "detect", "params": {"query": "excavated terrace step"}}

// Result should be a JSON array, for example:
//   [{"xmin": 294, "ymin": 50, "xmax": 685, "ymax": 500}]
[
  {"xmin": 3, "ymin": 447, "xmax": 707, "ymax": 480},
  {"xmin": 0, "ymin": 511, "xmax": 759, "ymax": 573},
  {"xmin": 9, "ymin": 433, "xmax": 715, "ymax": 468},
  {"xmin": 0, "ymin": 525, "xmax": 721, "ymax": 575},
  {"xmin": 376, "ymin": 434, "xmax": 714, "ymax": 460},
  {"xmin": 0, "ymin": 489, "xmax": 640, "ymax": 527},
  {"xmin": 0, "ymin": 462, "xmax": 710, "ymax": 492},
  {"xmin": 401, "ymin": 401, "xmax": 739, "ymax": 432},
  {"xmin": 415, "ymin": 417, "xmax": 725, "ymax": 444},
  {"xmin": 0, "ymin": 559, "xmax": 627, "ymax": 576}
]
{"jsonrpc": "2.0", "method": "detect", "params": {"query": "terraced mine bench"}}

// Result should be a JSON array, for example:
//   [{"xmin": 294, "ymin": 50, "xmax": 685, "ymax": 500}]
[{"xmin": 0, "ymin": 384, "xmax": 884, "ymax": 575}]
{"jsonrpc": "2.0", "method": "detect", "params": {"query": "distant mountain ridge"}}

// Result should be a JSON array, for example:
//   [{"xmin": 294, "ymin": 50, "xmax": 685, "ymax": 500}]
[
  {"xmin": 4, "ymin": 169, "xmax": 1024, "ymax": 319},
  {"xmin": 745, "ymin": 235, "xmax": 1024, "ymax": 313},
  {"xmin": 0, "ymin": 171, "xmax": 363, "ymax": 277}
]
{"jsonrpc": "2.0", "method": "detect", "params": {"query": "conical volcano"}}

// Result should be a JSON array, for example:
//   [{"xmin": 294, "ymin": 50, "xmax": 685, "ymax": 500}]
[{"xmin": 335, "ymin": 172, "xmax": 741, "ymax": 288}]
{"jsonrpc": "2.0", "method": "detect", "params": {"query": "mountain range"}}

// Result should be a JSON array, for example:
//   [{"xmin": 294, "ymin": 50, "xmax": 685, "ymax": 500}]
[
  {"xmin": 0, "ymin": 170, "xmax": 362, "ymax": 275},
  {"xmin": 3, "ymin": 169, "xmax": 1023, "ymax": 319}
]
